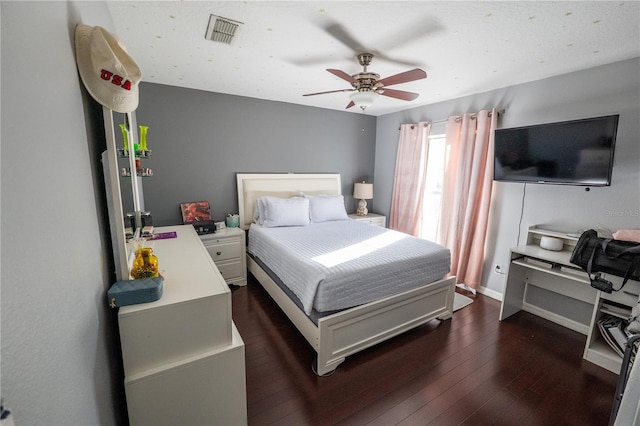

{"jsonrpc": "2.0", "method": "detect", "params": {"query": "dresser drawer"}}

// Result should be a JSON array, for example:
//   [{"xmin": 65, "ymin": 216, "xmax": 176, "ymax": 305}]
[{"xmin": 205, "ymin": 242, "xmax": 241, "ymax": 262}]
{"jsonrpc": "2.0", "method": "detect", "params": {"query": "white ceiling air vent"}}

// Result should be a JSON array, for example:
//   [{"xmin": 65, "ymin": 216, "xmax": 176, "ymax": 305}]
[{"xmin": 205, "ymin": 15, "xmax": 243, "ymax": 45}]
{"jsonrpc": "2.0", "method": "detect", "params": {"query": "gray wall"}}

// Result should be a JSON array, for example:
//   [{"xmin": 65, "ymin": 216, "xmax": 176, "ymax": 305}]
[
  {"xmin": 375, "ymin": 58, "xmax": 640, "ymax": 296},
  {"xmin": 1, "ymin": 1, "xmax": 125, "ymax": 425},
  {"xmin": 123, "ymin": 84, "xmax": 377, "ymax": 226}
]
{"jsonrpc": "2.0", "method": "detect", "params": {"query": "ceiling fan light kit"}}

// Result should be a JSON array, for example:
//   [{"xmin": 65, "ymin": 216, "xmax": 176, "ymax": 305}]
[
  {"xmin": 350, "ymin": 91, "xmax": 379, "ymax": 110},
  {"xmin": 303, "ymin": 53, "xmax": 427, "ymax": 111}
]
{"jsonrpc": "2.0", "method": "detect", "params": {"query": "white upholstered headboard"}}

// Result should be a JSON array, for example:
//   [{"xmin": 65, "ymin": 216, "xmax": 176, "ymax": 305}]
[{"xmin": 236, "ymin": 173, "xmax": 342, "ymax": 230}]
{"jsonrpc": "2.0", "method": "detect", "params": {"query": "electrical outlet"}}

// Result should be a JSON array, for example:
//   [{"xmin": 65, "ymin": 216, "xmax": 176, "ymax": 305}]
[{"xmin": 494, "ymin": 264, "xmax": 506, "ymax": 274}]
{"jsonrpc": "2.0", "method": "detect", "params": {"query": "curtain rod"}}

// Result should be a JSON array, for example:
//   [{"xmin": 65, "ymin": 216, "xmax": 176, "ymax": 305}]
[{"xmin": 399, "ymin": 108, "xmax": 506, "ymax": 130}]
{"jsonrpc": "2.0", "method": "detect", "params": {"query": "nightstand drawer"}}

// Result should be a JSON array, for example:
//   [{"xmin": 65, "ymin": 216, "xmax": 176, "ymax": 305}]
[
  {"xmin": 205, "ymin": 242, "xmax": 241, "ymax": 262},
  {"xmin": 199, "ymin": 227, "xmax": 247, "ymax": 286},
  {"xmin": 348, "ymin": 213, "xmax": 386, "ymax": 227},
  {"xmin": 216, "ymin": 259, "xmax": 243, "ymax": 282},
  {"xmin": 361, "ymin": 217, "xmax": 385, "ymax": 226},
  {"xmin": 201, "ymin": 234, "xmax": 242, "ymax": 246}
]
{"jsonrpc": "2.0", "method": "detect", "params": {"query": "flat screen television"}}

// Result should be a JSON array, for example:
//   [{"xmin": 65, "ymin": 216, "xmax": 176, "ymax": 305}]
[{"xmin": 494, "ymin": 115, "xmax": 619, "ymax": 186}]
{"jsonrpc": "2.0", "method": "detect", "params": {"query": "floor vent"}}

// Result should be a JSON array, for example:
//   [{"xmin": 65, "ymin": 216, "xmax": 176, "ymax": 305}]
[{"xmin": 205, "ymin": 15, "xmax": 243, "ymax": 45}]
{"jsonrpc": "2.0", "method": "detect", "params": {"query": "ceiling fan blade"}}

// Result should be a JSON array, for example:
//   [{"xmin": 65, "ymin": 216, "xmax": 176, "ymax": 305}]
[
  {"xmin": 313, "ymin": 17, "xmax": 442, "ymax": 68},
  {"xmin": 327, "ymin": 69, "xmax": 358, "ymax": 84},
  {"xmin": 371, "ymin": 54, "xmax": 422, "ymax": 67},
  {"xmin": 378, "ymin": 16, "xmax": 444, "ymax": 52},
  {"xmin": 303, "ymin": 88, "xmax": 354, "ymax": 97},
  {"xmin": 377, "ymin": 69, "xmax": 427, "ymax": 87},
  {"xmin": 345, "ymin": 101, "xmax": 355, "ymax": 109},
  {"xmin": 287, "ymin": 54, "xmax": 340, "ymax": 66},
  {"xmin": 371, "ymin": 17, "xmax": 443, "ymax": 66},
  {"xmin": 324, "ymin": 22, "xmax": 367, "ymax": 54},
  {"xmin": 379, "ymin": 88, "xmax": 420, "ymax": 101}
]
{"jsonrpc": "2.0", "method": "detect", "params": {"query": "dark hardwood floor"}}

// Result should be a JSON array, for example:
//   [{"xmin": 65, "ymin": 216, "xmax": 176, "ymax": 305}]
[{"xmin": 231, "ymin": 275, "xmax": 618, "ymax": 425}]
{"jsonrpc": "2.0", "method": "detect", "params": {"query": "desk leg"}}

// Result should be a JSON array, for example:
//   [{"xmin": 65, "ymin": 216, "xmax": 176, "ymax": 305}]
[{"xmin": 499, "ymin": 261, "xmax": 527, "ymax": 320}]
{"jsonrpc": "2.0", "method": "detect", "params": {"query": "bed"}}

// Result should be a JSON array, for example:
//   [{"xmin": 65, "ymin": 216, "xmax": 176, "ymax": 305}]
[{"xmin": 237, "ymin": 173, "xmax": 456, "ymax": 375}]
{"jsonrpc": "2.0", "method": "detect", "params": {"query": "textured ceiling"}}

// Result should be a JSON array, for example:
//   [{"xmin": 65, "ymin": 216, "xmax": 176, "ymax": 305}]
[{"xmin": 107, "ymin": 1, "xmax": 640, "ymax": 116}]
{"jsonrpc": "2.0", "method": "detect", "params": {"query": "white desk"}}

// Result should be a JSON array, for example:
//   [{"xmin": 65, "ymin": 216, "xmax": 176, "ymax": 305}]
[{"xmin": 500, "ymin": 225, "xmax": 640, "ymax": 374}]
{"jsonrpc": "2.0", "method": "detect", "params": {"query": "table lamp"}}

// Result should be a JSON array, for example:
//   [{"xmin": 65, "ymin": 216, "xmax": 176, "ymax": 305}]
[{"xmin": 353, "ymin": 182, "xmax": 373, "ymax": 216}]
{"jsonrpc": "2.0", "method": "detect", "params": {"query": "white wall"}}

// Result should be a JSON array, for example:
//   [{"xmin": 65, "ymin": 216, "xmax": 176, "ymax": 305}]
[
  {"xmin": 483, "ymin": 60, "xmax": 639, "ymax": 296},
  {"xmin": 375, "ymin": 58, "xmax": 640, "ymax": 297},
  {"xmin": 1, "ymin": 2, "xmax": 124, "ymax": 424}
]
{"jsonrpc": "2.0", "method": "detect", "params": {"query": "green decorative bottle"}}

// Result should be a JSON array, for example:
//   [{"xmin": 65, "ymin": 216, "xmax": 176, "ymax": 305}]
[
  {"xmin": 139, "ymin": 125, "xmax": 149, "ymax": 152},
  {"xmin": 119, "ymin": 124, "xmax": 129, "ymax": 151}
]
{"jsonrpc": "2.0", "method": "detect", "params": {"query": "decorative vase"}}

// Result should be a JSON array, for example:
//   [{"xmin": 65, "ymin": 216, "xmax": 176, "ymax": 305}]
[
  {"xmin": 226, "ymin": 214, "xmax": 240, "ymax": 228},
  {"xmin": 131, "ymin": 247, "xmax": 159, "ymax": 279},
  {"xmin": 139, "ymin": 125, "xmax": 149, "ymax": 151}
]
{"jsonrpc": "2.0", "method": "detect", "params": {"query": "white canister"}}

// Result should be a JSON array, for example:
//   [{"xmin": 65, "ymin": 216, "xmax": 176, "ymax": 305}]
[{"xmin": 540, "ymin": 236, "xmax": 563, "ymax": 251}]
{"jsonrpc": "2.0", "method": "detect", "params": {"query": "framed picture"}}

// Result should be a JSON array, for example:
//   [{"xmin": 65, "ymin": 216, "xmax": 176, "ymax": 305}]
[{"xmin": 180, "ymin": 201, "xmax": 212, "ymax": 223}]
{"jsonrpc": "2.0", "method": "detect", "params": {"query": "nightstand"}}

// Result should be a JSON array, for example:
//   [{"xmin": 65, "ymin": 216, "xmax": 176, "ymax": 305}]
[
  {"xmin": 348, "ymin": 213, "xmax": 386, "ymax": 227},
  {"xmin": 199, "ymin": 227, "xmax": 247, "ymax": 286}
]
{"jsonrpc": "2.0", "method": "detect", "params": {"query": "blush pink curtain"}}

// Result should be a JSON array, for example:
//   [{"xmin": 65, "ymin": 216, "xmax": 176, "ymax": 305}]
[
  {"xmin": 438, "ymin": 109, "xmax": 497, "ymax": 288},
  {"xmin": 389, "ymin": 122, "xmax": 431, "ymax": 236}
]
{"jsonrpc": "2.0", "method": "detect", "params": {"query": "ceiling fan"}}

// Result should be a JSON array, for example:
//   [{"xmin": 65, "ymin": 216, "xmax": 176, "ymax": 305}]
[{"xmin": 303, "ymin": 53, "xmax": 427, "ymax": 110}]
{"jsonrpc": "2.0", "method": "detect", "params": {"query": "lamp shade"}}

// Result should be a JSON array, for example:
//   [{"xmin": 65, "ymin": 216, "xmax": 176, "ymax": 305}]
[
  {"xmin": 353, "ymin": 182, "xmax": 373, "ymax": 199},
  {"xmin": 350, "ymin": 91, "xmax": 379, "ymax": 110}
]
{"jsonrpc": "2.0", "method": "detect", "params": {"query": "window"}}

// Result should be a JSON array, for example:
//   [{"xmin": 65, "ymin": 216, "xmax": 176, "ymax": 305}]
[{"xmin": 421, "ymin": 133, "xmax": 446, "ymax": 242}]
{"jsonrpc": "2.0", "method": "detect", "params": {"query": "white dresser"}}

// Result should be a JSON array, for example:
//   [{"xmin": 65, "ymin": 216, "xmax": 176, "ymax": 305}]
[
  {"xmin": 199, "ymin": 227, "xmax": 247, "ymax": 286},
  {"xmin": 118, "ymin": 225, "xmax": 247, "ymax": 425}
]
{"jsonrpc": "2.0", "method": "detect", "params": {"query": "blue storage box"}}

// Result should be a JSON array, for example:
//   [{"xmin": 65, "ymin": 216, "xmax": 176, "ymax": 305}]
[{"xmin": 108, "ymin": 277, "xmax": 163, "ymax": 308}]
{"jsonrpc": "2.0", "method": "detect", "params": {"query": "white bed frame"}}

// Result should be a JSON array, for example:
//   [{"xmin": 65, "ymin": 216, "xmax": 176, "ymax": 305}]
[{"xmin": 237, "ymin": 173, "xmax": 456, "ymax": 375}]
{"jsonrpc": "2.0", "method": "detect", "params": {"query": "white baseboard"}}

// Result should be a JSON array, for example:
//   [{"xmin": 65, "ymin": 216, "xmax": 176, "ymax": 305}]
[
  {"xmin": 456, "ymin": 283, "xmax": 476, "ymax": 294},
  {"xmin": 477, "ymin": 285, "xmax": 503, "ymax": 301},
  {"xmin": 456, "ymin": 282, "xmax": 503, "ymax": 302}
]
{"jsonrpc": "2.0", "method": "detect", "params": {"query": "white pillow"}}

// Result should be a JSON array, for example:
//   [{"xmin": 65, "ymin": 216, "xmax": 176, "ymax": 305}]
[
  {"xmin": 305, "ymin": 194, "xmax": 349, "ymax": 223},
  {"xmin": 250, "ymin": 190, "xmax": 302, "ymax": 225},
  {"xmin": 253, "ymin": 198, "xmax": 267, "ymax": 225},
  {"xmin": 261, "ymin": 196, "xmax": 311, "ymax": 228}
]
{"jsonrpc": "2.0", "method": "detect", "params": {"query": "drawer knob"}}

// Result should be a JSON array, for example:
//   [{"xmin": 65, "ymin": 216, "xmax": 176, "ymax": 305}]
[{"xmin": 216, "ymin": 251, "xmax": 222, "ymax": 256}]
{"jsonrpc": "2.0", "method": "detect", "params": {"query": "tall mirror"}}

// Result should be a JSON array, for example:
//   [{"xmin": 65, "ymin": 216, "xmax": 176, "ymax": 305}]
[{"xmin": 102, "ymin": 108, "xmax": 147, "ymax": 280}]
